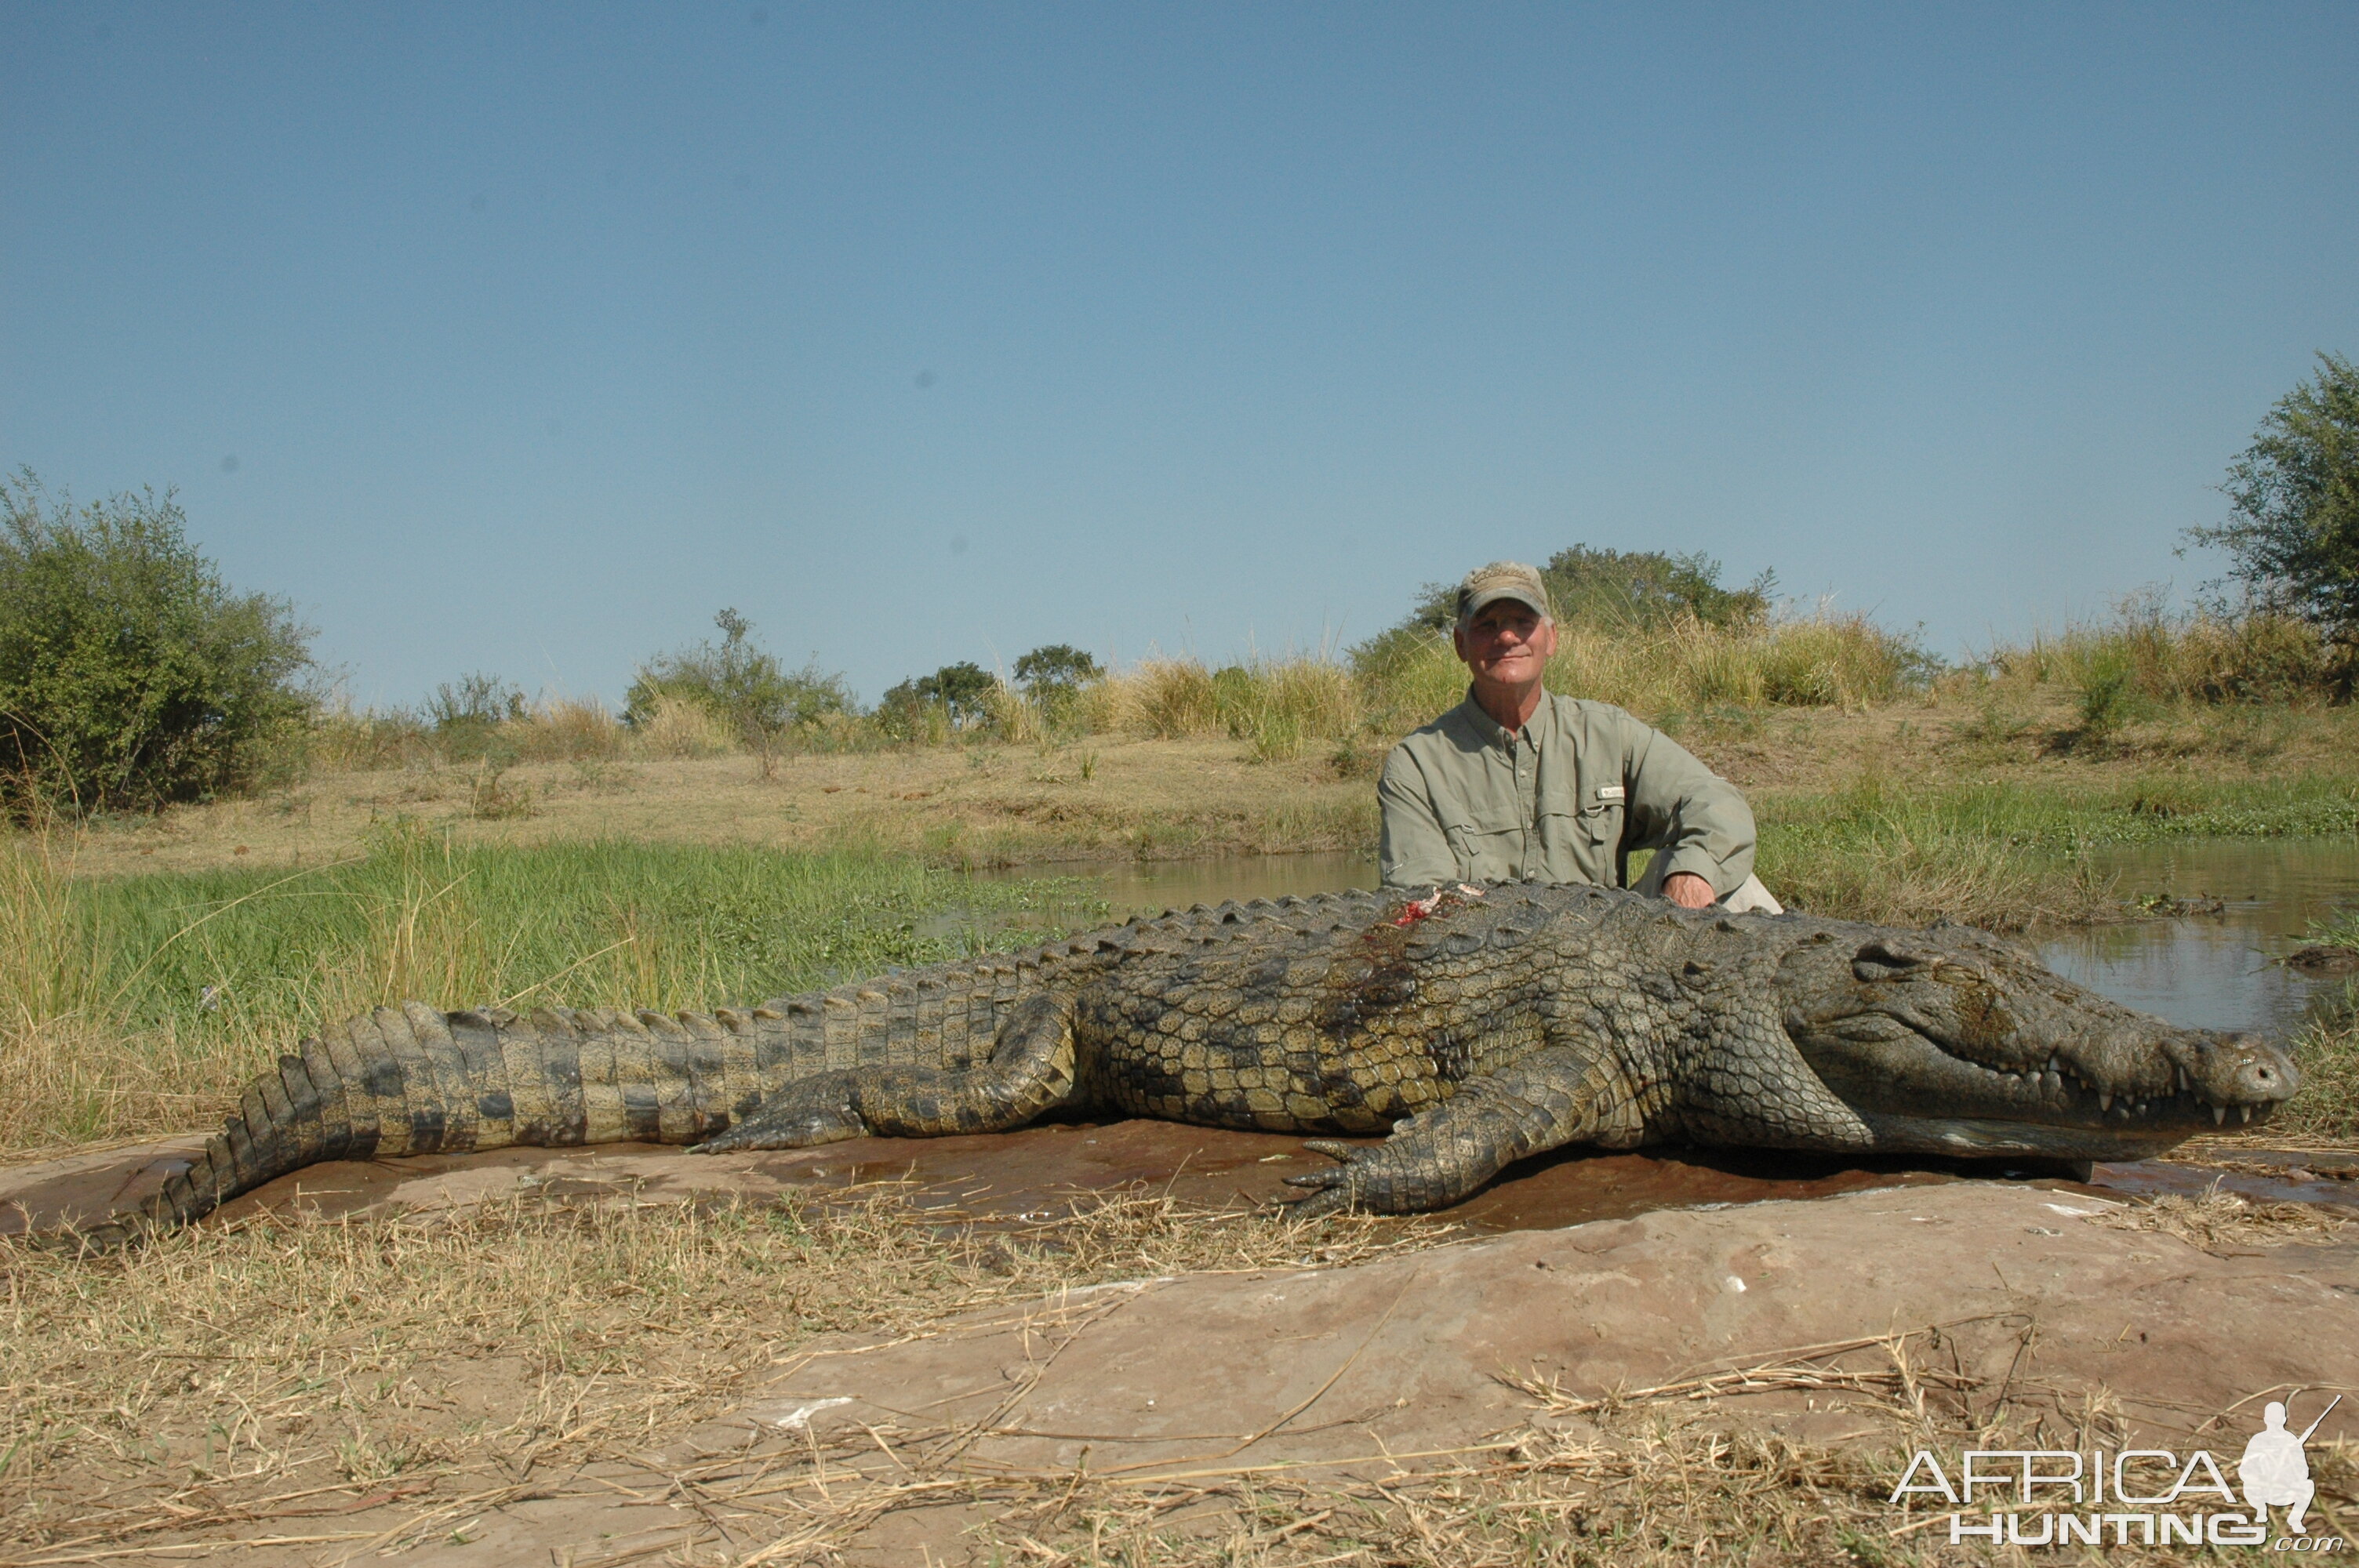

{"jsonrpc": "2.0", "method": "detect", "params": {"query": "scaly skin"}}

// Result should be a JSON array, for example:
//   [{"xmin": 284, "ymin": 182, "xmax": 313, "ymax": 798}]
[{"xmin": 78, "ymin": 883, "xmax": 2299, "ymax": 1247}]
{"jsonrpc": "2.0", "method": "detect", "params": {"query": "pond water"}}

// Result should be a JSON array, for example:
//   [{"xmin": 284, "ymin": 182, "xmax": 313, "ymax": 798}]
[
  {"xmin": 961, "ymin": 839, "xmax": 2359, "ymax": 1039},
  {"xmin": 2042, "ymin": 837, "xmax": 2359, "ymax": 1037}
]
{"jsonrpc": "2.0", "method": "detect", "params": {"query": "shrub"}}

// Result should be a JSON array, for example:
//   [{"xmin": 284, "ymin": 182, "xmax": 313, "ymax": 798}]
[
  {"xmin": 0, "ymin": 470, "xmax": 314, "ymax": 814},
  {"xmin": 1012, "ymin": 644, "xmax": 1103, "ymax": 699},
  {"xmin": 425, "ymin": 672, "xmax": 528, "ymax": 761},
  {"xmin": 1012, "ymin": 644, "xmax": 1104, "ymax": 733},
  {"xmin": 1354, "ymin": 544, "xmax": 1776, "ymax": 679},
  {"xmin": 625, "ymin": 610, "xmax": 854, "ymax": 774}
]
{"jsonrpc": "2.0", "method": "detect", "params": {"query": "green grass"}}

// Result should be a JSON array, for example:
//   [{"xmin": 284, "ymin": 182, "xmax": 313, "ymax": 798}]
[
  {"xmin": 1751, "ymin": 770, "xmax": 2359, "ymax": 929},
  {"xmin": 2303, "ymin": 906, "xmax": 2359, "ymax": 954},
  {"xmin": 0, "ymin": 819, "xmax": 1102, "ymax": 1153},
  {"xmin": 2285, "ymin": 1005, "xmax": 2359, "ymax": 1140}
]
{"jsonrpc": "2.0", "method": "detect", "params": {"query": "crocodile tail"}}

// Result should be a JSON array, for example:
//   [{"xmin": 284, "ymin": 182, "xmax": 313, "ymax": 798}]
[{"xmin": 74, "ymin": 998, "xmax": 761, "ymax": 1251}]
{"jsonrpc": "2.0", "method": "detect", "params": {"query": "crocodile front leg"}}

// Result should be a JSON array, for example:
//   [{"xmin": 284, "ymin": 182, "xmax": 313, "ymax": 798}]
[
  {"xmin": 1282, "ymin": 1044, "xmax": 1634, "ymax": 1217},
  {"xmin": 693, "ymin": 992, "xmax": 1084, "ymax": 1152}
]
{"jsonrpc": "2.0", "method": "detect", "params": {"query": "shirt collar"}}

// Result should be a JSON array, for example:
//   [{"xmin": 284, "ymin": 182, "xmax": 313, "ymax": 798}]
[{"xmin": 1455, "ymin": 687, "xmax": 1552, "ymax": 748}]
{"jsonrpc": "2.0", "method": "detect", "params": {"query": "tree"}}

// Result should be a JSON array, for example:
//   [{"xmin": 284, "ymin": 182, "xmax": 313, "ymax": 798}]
[
  {"xmin": 624, "ymin": 609, "xmax": 854, "ymax": 774},
  {"xmin": 2186, "ymin": 352, "xmax": 2359, "ymax": 642},
  {"xmin": 1012, "ymin": 644, "xmax": 1103, "ymax": 699},
  {"xmin": 0, "ymin": 470, "xmax": 314, "ymax": 815},
  {"xmin": 876, "ymin": 660, "xmax": 1005, "ymax": 739},
  {"xmin": 1012, "ymin": 644, "xmax": 1102, "ymax": 729}
]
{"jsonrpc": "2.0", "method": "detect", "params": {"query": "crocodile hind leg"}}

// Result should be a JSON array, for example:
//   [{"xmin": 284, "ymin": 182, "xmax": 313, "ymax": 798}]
[
  {"xmin": 1282, "ymin": 1044, "xmax": 1637, "ymax": 1218},
  {"xmin": 693, "ymin": 992, "xmax": 1082, "ymax": 1152}
]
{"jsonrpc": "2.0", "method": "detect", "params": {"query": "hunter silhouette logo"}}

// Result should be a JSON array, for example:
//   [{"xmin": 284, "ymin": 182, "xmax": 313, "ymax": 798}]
[
  {"xmin": 2241, "ymin": 1396, "xmax": 2337, "ymax": 1534},
  {"xmin": 1891, "ymin": 1392, "xmax": 2348, "ymax": 1550}
]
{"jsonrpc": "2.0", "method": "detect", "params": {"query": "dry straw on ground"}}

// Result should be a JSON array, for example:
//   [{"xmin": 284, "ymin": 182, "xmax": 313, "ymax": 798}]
[
  {"xmin": 6, "ymin": 1182, "xmax": 2353, "ymax": 1565},
  {"xmin": 0, "ymin": 1186, "xmax": 1454, "ymax": 1563},
  {"xmin": 2090, "ymin": 1181, "xmax": 2354, "ymax": 1254}
]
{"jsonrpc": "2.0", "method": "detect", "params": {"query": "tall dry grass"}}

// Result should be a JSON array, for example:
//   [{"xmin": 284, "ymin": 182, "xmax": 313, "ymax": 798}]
[
  {"xmin": 309, "ymin": 693, "xmax": 636, "ymax": 771},
  {"xmin": 1979, "ymin": 594, "xmax": 2346, "ymax": 709},
  {"xmin": 1358, "ymin": 608, "xmax": 1929, "ymax": 727},
  {"xmin": 1092, "ymin": 657, "xmax": 1365, "ymax": 758},
  {"xmin": 289, "ymin": 608, "xmax": 1933, "ymax": 785}
]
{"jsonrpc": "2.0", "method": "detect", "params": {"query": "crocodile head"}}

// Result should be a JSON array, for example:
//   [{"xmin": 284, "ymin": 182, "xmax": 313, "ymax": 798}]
[{"xmin": 1773, "ymin": 923, "xmax": 2299, "ymax": 1160}]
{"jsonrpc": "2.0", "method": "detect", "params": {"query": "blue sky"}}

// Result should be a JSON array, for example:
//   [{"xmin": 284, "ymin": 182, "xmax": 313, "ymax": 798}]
[{"xmin": 5, "ymin": 4, "xmax": 2356, "ymax": 707}]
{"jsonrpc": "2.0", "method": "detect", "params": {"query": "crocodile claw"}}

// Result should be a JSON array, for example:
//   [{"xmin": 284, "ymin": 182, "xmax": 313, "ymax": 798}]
[
  {"xmin": 690, "ymin": 1073, "xmax": 868, "ymax": 1153},
  {"xmin": 1276, "ymin": 1140, "xmax": 1366, "ymax": 1219}
]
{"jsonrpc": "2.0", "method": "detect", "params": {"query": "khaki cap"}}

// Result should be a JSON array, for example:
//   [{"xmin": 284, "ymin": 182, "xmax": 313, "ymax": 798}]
[{"xmin": 1455, "ymin": 561, "xmax": 1552, "ymax": 623}]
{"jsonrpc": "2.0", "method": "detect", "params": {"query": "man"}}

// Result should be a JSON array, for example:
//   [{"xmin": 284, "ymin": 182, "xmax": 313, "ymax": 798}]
[{"xmin": 1378, "ymin": 560, "xmax": 1780, "ymax": 913}]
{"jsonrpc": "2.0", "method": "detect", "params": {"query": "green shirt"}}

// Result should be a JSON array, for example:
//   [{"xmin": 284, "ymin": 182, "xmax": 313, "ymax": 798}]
[{"xmin": 1377, "ymin": 689, "xmax": 1757, "ymax": 895}]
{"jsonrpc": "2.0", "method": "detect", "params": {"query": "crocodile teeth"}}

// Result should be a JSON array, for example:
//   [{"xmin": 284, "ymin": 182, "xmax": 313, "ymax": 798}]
[
  {"xmin": 2099, "ymin": 1091, "xmax": 2114, "ymax": 1112},
  {"xmin": 2047, "ymin": 1055, "xmax": 2059, "ymax": 1075},
  {"xmin": 2241, "ymin": 1105, "xmax": 2252, "ymax": 1124},
  {"xmin": 2214, "ymin": 1105, "xmax": 2227, "ymax": 1126}
]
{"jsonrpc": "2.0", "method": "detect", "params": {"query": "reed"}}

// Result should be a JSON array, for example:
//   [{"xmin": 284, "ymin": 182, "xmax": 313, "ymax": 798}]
[{"xmin": 0, "ymin": 822, "xmax": 1092, "ymax": 1156}]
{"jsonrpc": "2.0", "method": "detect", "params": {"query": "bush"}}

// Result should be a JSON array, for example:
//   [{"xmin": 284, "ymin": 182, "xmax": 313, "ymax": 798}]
[
  {"xmin": 0, "ymin": 471, "xmax": 314, "ymax": 814},
  {"xmin": 1354, "ymin": 544, "xmax": 1776, "ymax": 680},
  {"xmin": 878, "ymin": 662, "xmax": 998, "ymax": 738},
  {"xmin": 625, "ymin": 610, "xmax": 855, "ymax": 774},
  {"xmin": 424, "ymin": 671, "xmax": 529, "ymax": 761}
]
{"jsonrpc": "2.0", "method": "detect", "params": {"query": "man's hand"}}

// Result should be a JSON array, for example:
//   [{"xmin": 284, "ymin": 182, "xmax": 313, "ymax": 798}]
[{"xmin": 1662, "ymin": 871, "xmax": 1716, "ymax": 909}]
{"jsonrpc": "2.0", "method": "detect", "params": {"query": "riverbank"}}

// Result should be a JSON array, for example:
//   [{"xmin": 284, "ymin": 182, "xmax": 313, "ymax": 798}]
[
  {"xmin": 54, "ymin": 689, "xmax": 2359, "ymax": 922},
  {"xmin": 9, "ymin": 691, "xmax": 2357, "ymax": 1154}
]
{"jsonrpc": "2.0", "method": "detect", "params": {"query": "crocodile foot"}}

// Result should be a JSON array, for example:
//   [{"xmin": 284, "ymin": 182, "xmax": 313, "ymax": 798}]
[{"xmin": 691, "ymin": 1072, "xmax": 867, "ymax": 1153}]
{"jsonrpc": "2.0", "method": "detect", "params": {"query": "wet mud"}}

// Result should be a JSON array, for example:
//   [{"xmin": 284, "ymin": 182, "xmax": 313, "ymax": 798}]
[{"xmin": 7, "ymin": 1119, "xmax": 2352, "ymax": 1243}]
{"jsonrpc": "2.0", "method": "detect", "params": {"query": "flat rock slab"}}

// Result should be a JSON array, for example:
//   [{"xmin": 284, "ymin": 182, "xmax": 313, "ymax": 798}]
[
  {"xmin": 194, "ymin": 1179, "xmax": 2357, "ymax": 1566},
  {"xmin": 18, "ymin": 1119, "xmax": 2335, "ymax": 1242}
]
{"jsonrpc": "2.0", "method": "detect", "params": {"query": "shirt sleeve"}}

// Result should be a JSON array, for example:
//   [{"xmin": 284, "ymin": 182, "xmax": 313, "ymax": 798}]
[
  {"xmin": 1378, "ymin": 745, "xmax": 1459, "ymax": 889},
  {"xmin": 1616, "ymin": 713, "xmax": 1757, "ymax": 898}
]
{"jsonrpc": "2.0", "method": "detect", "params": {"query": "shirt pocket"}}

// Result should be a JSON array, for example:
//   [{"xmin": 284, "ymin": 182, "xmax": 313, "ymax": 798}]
[
  {"xmin": 1572, "ymin": 800, "xmax": 1623, "ymax": 848},
  {"xmin": 1441, "ymin": 804, "xmax": 1528, "ymax": 878},
  {"xmin": 1571, "ymin": 771, "xmax": 1627, "ymax": 848}
]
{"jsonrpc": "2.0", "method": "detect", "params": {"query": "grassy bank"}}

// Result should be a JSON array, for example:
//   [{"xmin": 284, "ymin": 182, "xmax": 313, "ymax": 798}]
[
  {"xmin": 0, "ymin": 826, "xmax": 1098, "ymax": 1157},
  {"xmin": 1754, "ymin": 766, "xmax": 2359, "ymax": 928},
  {"xmin": 61, "ymin": 696, "xmax": 2359, "ymax": 945}
]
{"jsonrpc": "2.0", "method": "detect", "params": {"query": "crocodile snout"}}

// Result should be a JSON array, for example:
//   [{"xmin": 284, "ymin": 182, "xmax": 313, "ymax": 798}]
[
  {"xmin": 2181, "ymin": 1029, "xmax": 2300, "ymax": 1111},
  {"xmin": 2224, "ymin": 1033, "xmax": 2299, "ymax": 1103}
]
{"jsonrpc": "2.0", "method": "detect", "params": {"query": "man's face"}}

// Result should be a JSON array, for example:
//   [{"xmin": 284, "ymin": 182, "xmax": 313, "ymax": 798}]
[{"xmin": 1452, "ymin": 598, "xmax": 1557, "ymax": 689}]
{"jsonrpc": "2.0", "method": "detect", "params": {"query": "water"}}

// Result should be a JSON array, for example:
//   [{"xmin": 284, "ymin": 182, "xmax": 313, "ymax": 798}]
[
  {"xmin": 2041, "ymin": 838, "xmax": 2359, "ymax": 1037},
  {"xmin": 1048, "ymin": 850, "xmax": 1381, "ymax": 918},
  {"xmin": 961, "ymin": 840, "xmax": 2359, "ymax": 1039}
]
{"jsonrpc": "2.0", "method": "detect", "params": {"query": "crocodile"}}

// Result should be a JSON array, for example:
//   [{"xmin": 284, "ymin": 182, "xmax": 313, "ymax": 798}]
[{"xmin": 77, "ymin": 881, "xmax": 2298, "ymax": 1248}]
